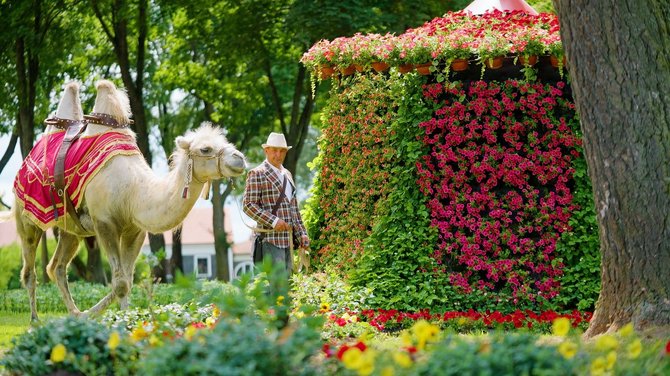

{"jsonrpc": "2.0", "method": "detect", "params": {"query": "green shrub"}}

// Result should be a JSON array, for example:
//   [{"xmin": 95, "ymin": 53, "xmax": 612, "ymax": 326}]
[
  {"xmin": 0, "ymin": 316, "xmax": 140, "ymax": 375},
  {"xmin": 291, "ymin": 271, "xmax": 374, "ymax": 315},
  {"xmin": 0, "ymin": 244, "xmax": 22, "ymax": 290},
  {"xmin": 413, "ymin": 332, "xmax": 574, "ymax": 375}
]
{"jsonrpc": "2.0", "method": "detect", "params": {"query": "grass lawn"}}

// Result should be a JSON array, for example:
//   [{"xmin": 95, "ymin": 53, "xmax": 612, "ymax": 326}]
[{"xmin": 0, "ymin": 311, "xmax": 64, "ymax": 354}]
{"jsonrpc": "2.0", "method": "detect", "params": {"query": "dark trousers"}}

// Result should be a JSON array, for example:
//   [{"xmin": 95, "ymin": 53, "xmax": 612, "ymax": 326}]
[{"xmin": 258, "ymin": 241, "xmax": 293, "ymax": 275}]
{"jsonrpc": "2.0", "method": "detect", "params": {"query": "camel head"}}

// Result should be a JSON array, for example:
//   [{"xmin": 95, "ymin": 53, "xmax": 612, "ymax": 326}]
[{"xmin": 174, "ymin": 122, "xmax": 246, "ymax": 182}]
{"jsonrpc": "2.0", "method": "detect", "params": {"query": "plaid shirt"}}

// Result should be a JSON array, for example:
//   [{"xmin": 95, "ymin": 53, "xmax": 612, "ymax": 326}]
[{"xmin": 243, "ymin": 161, "xmax": 308, "ymax": 248}]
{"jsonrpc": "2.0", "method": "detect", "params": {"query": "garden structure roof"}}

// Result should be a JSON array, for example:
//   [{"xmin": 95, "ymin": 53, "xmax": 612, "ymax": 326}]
[{"xmin": 464, "ymin": 0, "xmax": 538, "ymax": 15}]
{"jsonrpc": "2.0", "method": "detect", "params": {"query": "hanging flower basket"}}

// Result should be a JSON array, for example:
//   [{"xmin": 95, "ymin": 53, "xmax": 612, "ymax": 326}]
[
  {"xmin": 550, "ymin": 55, "xmax": 567, "ymax": 68},
  {"xmin": 340, "ymin": 65, "xmax": 356, "ymax": 76},
  {"xmin": 371, "ymin": 61, "xmax": 390, "ymax": 72},
  {"xmin": 397, "ymin": 64, "xmax": 414, "ymax": 74},
  {"xmin": 318, "ymin": 65, "xmax": 336, "ymax": 80},
  {"xmin": 450, "ymin": 58, "xmax": 469, "ymax": 72},
  {"xmin": 517, "ymin": 55, "xmax": 538, "ymax": 66},
  {"xmin": 484, "ymin": 56, "xmax": 504, "ymax": 69},
  {"xmin": 354, "ymin": 64, "xmax": 365, "ymax": 72},
  {"xmin": 415, "ymin": 63, "xmax": 432, "ymax": 75}
]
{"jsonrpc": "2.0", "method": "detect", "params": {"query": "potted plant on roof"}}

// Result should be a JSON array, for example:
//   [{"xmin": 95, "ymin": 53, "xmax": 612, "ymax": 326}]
[
  {"xmin": 300, "ymin": 39, "xmax": 336, "ymax": 80},
  {"xmin": 330, "ymin": 36, "xmax": 357, "ymax": 77},
  {"xmin": 406, "ymin": 35, "xmax": 438, "ymax": 75},
  {"xmin": 475, "ymin": 34, "xmax": 511, "ymax": 78},
  {"xmin": 369, "ymin": 33, "xmax": 395, "ymax": 72},
  {"xmin": 438, "ymin": 33, "xmax": 473, "ymax": 73},
  {"xmin": 512, "ymin": 28, "xmax": 547, "ymax": 67}
]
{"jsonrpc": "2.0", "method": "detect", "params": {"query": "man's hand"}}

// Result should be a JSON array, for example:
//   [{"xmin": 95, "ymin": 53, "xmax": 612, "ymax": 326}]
[{"xmin": 274, "ymin": 219, "xmax": 290, "ymax": 231}]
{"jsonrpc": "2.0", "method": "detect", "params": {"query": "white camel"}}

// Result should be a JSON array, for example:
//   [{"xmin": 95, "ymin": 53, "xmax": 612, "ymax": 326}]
[{"xmin": 6, "ymin": 80, "xmax": 246, "ymax": 321}]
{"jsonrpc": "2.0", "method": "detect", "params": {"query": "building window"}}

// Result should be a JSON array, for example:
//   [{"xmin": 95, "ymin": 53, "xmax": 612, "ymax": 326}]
[{"xmin": 195, "ymin": 256, "xmax": 211, "ymax": 279}]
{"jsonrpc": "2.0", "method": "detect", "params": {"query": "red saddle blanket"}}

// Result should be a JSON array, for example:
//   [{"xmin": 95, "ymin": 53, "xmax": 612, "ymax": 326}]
[{"xmin": 14, "ymin": 130, "xmax": 141, "ymax": 230}]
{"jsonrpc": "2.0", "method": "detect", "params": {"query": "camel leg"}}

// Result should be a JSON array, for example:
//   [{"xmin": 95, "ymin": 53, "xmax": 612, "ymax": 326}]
[
  {"xmin": 85, "ymin": 221, "xmax": 123, "ymax": 316},
  {"xmin": 117, "ymin": 228, "xmax": 146, "ymax": 309},
  {"xmin": 15, "ymin": 213, "xmax": 43, "ymax": 322},
  {"xmin": 46, "ymin": 232, "xmax": 83, "ymax": 316}
]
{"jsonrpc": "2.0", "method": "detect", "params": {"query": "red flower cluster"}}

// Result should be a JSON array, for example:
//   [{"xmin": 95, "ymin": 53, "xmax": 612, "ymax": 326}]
[
  {"xmin": 416, "ymin": 79, "xmax": 580, "ymax": 301},
  {"xmin": 356, "ymin": 308, "xmax": 591, "ymax": 331}
]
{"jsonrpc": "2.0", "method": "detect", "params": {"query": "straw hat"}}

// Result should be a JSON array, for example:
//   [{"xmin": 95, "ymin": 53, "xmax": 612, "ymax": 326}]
[{"xmin": 262, "ymin": 132, "xmax": 292, "ymax": 150}]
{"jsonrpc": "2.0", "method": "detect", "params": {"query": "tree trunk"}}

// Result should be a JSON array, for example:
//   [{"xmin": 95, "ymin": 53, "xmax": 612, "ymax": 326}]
[
  {"xmin": 554, "ymin": 0, "xmax": 670, "ymax": 338},
  {"xmin": 84, "ymin": 237, "xmax": 107, "ymax": 284},
  {"xmin": 91, "ymin": 0, "xmax": 167, "ymax": 281},
  {"xmin": 15, "ymin": 37, "xmax": 38, "ymax": 158},
  {"xmin": 0, "ymin": 130, "xmax": 18, "ymax": 176},
  {"xmin": 170, "ymin": 228, "xmax": 184, "ymax": 280},
  {"xmin": 212, "ymin": 180, "xmax": 232, "ymax": 281},
  {"xmin": 40, "ymin": 233, "xmax": 49, "ymax": 284}
]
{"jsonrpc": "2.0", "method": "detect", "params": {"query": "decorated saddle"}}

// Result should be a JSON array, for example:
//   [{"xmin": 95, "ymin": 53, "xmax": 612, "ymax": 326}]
[{"xmin": 14, "ymin": 129, "xmax": 141, "ymax": 230}]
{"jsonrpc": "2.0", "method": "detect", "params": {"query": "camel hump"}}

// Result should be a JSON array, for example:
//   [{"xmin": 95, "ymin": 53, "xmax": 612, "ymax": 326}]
[
  {"xmin": 54, "ymin": 81, "xmax": 84, "ymax": 121},
  {"xmin": 92, "ymin": 79, "xmax": 132, "ymax": 126}
]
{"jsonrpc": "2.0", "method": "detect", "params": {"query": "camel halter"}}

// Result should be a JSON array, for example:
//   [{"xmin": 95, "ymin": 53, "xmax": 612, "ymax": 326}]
[{"xmin": 181, "ymin": 149, "xmax": 229, "ymax": 199}]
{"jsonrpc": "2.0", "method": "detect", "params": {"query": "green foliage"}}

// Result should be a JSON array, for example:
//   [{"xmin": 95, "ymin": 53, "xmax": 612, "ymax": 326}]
[
  {"xmin": 554, "ymin": 123, "xmax": 601, "ymax": 312},
  {"xmin": 413, "ymin": 332, "xmax": 575, "ymax": 375},
  {"xmin": 291, "ymin": 271, "xmax": 374, "ymax": 314},
  {"xmin": 0, "ymin": 244, "xmax": 22, "ymax": 290},
  {"xmin": 0, "ymin": 316, "xmax": 140, "ymax": 376},
  {"xmin": 0, "ymin": 280, "xmax": 229, "ymax": 313}
]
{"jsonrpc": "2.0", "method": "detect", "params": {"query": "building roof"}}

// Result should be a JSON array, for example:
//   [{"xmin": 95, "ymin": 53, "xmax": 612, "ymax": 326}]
[{"xmin": 464, "ymin": 0, "xmax": 538, "ymax": 15}]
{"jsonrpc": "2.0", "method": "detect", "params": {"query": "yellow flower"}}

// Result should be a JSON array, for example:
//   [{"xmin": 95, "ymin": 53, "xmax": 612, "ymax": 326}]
[
  {"xmin": 380, "ymin": 366, "xmax": 395, "ymax": 376},
  {"xmin": 400, "ymin": 331, "xmax": 413, "ymax": 347},
  {"xmin": 50, "ymin": 344, "xmax": 67, "ymax": 363},
  {"xmin": 412, "ymin": 320, "xmax": 440, "ymax": 350},
  {"xmin": 606, "ymin": 351, "xmax": 617, "ymax": 370},
  {"xmin": 205, "ymin": 316, "xmax": 217, "ymax": 327},
  {"xmin": 626, "ymin": 339, "xmax": 642, "ymax": 359},
  {"xmin": 552, "ymin": 317, "xmax": 571, "ymax": 337},
  {"xmin": 342, "ymin": 347, "xmax": 364, "ymax": 369},
  {"xmin": 558, "ymin": 341, "xmax": 578, "ymax": 359},
  {"xmin": 320, "ymin": 302, "xmax": 330, "ymax": 313},
  {"xmin": 276, "ymin": 295, "xmax": 285, "ymax": 306},
  {"xmin": 212, "ymin": 305, "xmax": 221, "ymax": 318},
  {"xmin": 184, "ymin": 325, "xmax": 198, "ymax": 341},
  {"xmin": 107, "ymin": 331, "xmax": 121, "ymax": 350},
  {"xmin": 590, "ymin": 356, "xmax": 607, "ymax": 376},
  {"xmin": 293, "ymin": 310, "xmax": 305, "ymax": 319},
  {"xmin": 130, "ymin": 326, "xmax": 148, "ymax": 342},
  {"xmin": 393, "ymin": 351, "xmax": 413, "ymax": 368},
  {"xmin": 457, "ymin": 317, "xmax": 469, "ymax": 325},
  {"xmin": 148, "ymin": 335, "xmax": 161, "ymax": 347},
  {"xmin": 595, "ymin": 335, "xmax": 618, "ymax": 352},
  {"xmin": 619, "ymin": 323, "xmax": 634, "ymax": 337}
]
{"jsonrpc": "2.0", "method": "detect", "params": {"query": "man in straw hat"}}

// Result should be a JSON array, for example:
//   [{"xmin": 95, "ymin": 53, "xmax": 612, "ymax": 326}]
[{"xmin": 243, "ymin": 132, "xmax": 310, "ymax": 275}]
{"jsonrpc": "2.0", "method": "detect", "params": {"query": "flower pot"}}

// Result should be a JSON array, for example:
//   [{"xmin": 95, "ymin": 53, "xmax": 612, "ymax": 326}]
[
  {"xmin": 371, "ymin": 61, "xmax": 390, "ymax": 72},
  {"xmin": 415, "ymin": 63, "xmax": 432, "ymax": 75},
  {"xmin": 484, "ymin": 56, "xmax": 504, "ymax": 69},
  {"xmin": 517, "ymin": 55, "xmax": 538, "ymax": 66},
  {"xmin": 550, "ymin": 55, "xmax": 567, "ymax": 68},
  {"xmin": 318, "ymin": 65, "xmax": 335, "ymax": 80},
  {"xmin": 450, "ymin": 58, "xmax": 469, "ymax": 72},
  {"xmin": 397, "ymin": 64, "xmax": 414, "ymax": 74},
  {"xmin": 340, "ymin": 65, "xmax": 356, "ymax": 76}
]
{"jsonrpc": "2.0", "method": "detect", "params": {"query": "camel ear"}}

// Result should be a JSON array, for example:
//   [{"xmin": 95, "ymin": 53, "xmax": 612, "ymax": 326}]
[{"xmin": 176, "ymin": 136, "xmax": 191, "ymax": 151}]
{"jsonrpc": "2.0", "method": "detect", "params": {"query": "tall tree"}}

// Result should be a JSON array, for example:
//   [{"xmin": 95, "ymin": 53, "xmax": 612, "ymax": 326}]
[
  {"xmin": 89, "ymin": 0, "xmax": 169, "ymax": 280},
  {"xmin": 553, "ymin": 0, "xmax": 670, "ymax": 338}
]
